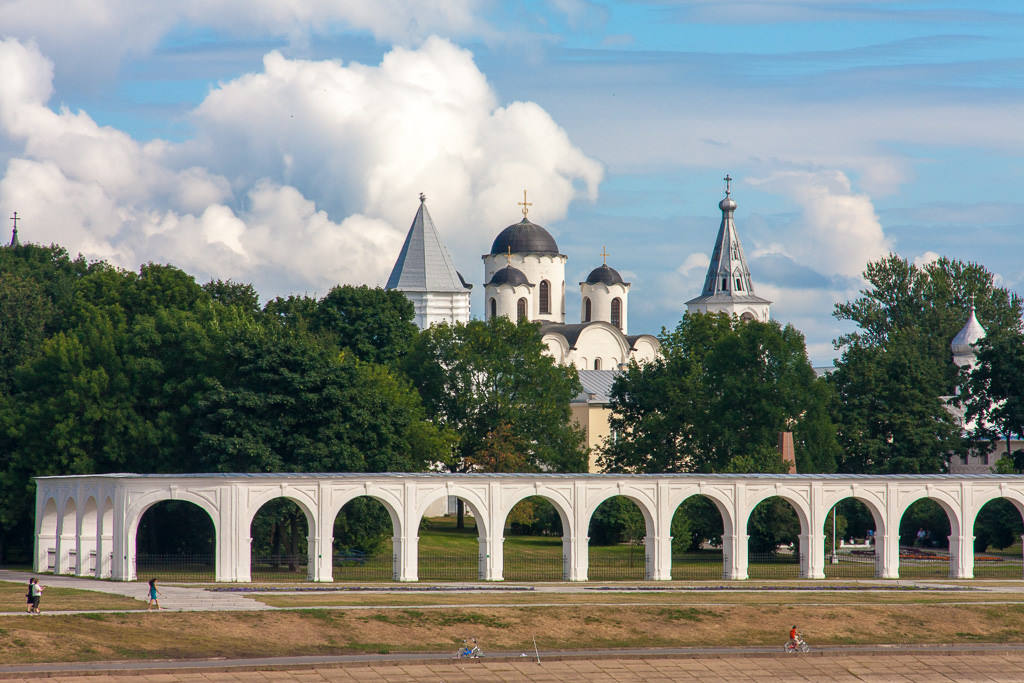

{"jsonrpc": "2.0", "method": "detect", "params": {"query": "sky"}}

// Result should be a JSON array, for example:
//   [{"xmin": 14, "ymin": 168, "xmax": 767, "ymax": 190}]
[{"xmin": 1, "ymin": 0, "xmax": 1022, "ymax": 365}]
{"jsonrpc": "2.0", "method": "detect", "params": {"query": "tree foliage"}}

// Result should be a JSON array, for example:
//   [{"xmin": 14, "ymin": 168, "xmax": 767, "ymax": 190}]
[
  {"xmin": 404, "ymin": 317, "xmax": 587, "ymax": 474},
  {"xmin": 600, "ymin": 312, "xmax": 838, "ymax": 474},
  {"xmin": 830, "ymin": 254, "xmax": 1023, "ymax": 473}
]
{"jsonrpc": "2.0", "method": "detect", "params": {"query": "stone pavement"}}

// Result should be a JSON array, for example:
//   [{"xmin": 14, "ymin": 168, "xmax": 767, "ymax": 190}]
[
  {"xmin": 4, "ymin": 652, "xmax": 1024, "ymax": 681},
  {"xmin": 0, "ymin": 570, "xmax": 268, "ymax": 612}
]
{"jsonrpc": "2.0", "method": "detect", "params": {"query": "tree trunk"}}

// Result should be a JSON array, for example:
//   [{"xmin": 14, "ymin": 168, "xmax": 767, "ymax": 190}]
[{"xmin": 457, "ymin": 498, "xmax": 465, "ymax": 530}]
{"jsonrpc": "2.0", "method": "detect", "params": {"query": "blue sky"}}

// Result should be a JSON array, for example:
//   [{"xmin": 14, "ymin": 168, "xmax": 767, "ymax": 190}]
[{"xmin": 1, "ymin": 0, "xmax": 1022, "ymax": 363}]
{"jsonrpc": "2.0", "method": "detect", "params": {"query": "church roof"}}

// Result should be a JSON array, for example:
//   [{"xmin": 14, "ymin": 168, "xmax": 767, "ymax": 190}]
[
  {"xmin": 685, "ymin": 178, "xmax": 772, "ymax": 308},
  {"xmin": 486, "ymin": 265, "xmax": 532, "ymax": 287},
  {"xmin": 490, "ymin": 218, "xmax": 560, "ymax": 255},
  {"xmin": 573, "ymin": 369, "xmax": 619, "ymax": 404},
  {"xmin": 584, "ymin": 264, "xmax": 627, "ymax": 286},
  {"xmin": 952, "ymin": 305, "xmax": 986, "ymax": 356},
  {"xmin": 386, "ymin": 195, "xmax": 466, "ymax": 293}
]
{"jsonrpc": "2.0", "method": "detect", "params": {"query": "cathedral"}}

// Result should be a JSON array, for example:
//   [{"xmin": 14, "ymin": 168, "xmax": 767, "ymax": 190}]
[{"xmin": 386, "ymin": 191, "xmax": 661, "ymax": 370}]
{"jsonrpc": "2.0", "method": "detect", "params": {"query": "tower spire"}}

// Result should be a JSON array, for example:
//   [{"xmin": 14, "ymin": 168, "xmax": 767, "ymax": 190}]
[{"xmin": 9, "ymin": 211, "xmax": 20, "ymax": 247}]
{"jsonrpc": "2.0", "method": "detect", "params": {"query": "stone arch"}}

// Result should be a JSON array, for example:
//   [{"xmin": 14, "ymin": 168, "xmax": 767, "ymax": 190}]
[
  {"xmin": 820, "ymin": 494, "xmax": 886, "ymax": 578},
  {"xmin": 126, "ymin": 490, "xmax": 220, "ymax": 581},
  {"xmin": 331, "ymin": 491, "xmax": 403, "ymax": 581},
  {"xmin": 500, "ymin": 491, "xmax": 574, "ymax": 581},
  {"xmin": 965, "ymin": 490, "xmax": 1024, "ymax": 537},
  {"xmin": 417, "ymin": 486, "xmax": 490, "ymax": 581},
  {"xmin": 745, "ymin": 491, "xmax": 809, "ymax": 579},
  {"xmin": 57, "ymin": 496, "xmax": 78, "ymax": 574},
  {"xmin": 745, "ymin": 490, "xmax": 810, "ymax": 537},
  {"xmin": 417, "ymin": 487, "xmax": 490, "ymax": 539},
  {"xmin": 79, "ymin": 496, "xmax": 99, "ymax": 576},
  {"xmin": 669, "ymin": 492, "xmax": 731, "ymax": 580},
  {"xmin": 969, "ymin": 494, "xmax": 1024, "ymax": 578},
  {"xmin": 896, "ymin": 493, "xmax": 962, "ymax": 539},
  {"xmin": 585, "ymin": 488, "xmax": 656, "ymax": 580},
  {"xmin": 37, "ymin": 497, "xmax": 58, "ymax": 573},
  {"xmin": 330, "ymin": 489, "xmax": 403, "ymax": 539},
  {"xmin": 244, "ymin": 489, "xmax": 318, "ymax": 539}
]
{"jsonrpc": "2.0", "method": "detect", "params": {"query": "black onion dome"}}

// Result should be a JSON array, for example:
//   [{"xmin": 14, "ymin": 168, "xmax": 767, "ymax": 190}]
[
  {"xmin": 585, "ymin": 264, "xmax": 625, "ymax": 286},
  {"xmin": 486, "ymin": 265, "xmax": 532, "ymax": 287},
  {"xmin": 490, "ymin": 218, "xmax": 560, "ymax": 255}
]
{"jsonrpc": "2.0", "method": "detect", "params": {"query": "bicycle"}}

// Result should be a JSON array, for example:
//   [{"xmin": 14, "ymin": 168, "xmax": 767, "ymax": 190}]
[
  {"xmin": 456, "ymin": 638, "xmax": 484, "ymax": 659},
  {"xmin": 784, "ymin": 634, "xmax": 810, "ymax": 654}
]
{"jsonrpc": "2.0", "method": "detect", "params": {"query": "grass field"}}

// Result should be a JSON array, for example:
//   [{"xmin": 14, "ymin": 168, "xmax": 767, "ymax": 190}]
[
  {"xmin": 3, "ymin": 597, "xmax": 1024, "ymax": 664},
  {"xmin": 0, "ymin": 581, "xmax": 146, "ymax": 612}
]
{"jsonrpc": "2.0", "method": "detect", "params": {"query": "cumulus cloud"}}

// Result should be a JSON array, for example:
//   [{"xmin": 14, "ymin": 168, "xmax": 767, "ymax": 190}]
[
  {"xmin": 0, "ymin": 0, "xmax": 488, "ymax": 83},
  {"xmin": 0, "ymin": 36, "xmax": 603, "ymax": 300},
  {"xmin": 747, "ymin": 170, "xmax": 890, "ymax": 279}
]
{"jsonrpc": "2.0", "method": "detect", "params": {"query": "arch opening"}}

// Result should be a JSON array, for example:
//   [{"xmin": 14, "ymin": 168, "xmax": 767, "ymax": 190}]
[
  {"xmin": 539, "ymin": 280, "xmax": 551, "ymax": 314},
  {"xmin": 250, "ymin": 498, "xmax": 313, "ymax": 582},
  {"xmin": 747, "ymin": 496, "xmax": 803, "ymax": 579},
  {"xmin": 897, "ymin": 498, "xmax": 954, "ymax": 578},
  {"xmin": 670, "ymin": 495, "xmax": 725, "ymax": 580},
  {"xmin": 583, "ymin": 297, "xmax": 591, "ymax": 322},
  {"xmin": 489, "ymin": 297, "xmax": 497, "ymax": 319},
  {"xmin": 822, "ymin": 498, "xmax": 880, "ymax": 579},
  {"xmin": 135, "ymin": 500, "xmax": 215, "ymax": 581},
  {"xmin": 333, "ymin": 496, "xmax": 397, "ymax": 581},
  {"xmin": 502, "ymin": 495, "xmax": 568, "ymax": 581},
  {"xmin": 587, "ymin": 495, "xmax": 650, "ymax": 581},
  {"xmin": 611, "ymin": 297, "xmax": 622, "ymax": 330},
  {"xmin": 418, "ymin": 495, "xmax": 486, "ymax": 581},
  {"xmin": 972, "ymin": 497, "xmax": 1024, "ymax": 579}
]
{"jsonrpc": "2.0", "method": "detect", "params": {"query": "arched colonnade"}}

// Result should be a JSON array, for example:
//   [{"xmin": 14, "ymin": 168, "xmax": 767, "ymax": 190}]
[{"xmin": 34, "ymin": 473, "xmax": 1024, "ymax": 582}]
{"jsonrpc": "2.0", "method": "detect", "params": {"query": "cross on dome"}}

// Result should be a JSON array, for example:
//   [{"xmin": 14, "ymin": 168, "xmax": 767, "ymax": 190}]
[
  {"xmin": 724, "ymin": 174, "xmax": 732, "ymax": 196},
  {"xmin": 9, "ymin": 211, "xmax": 20, "ymax": 247},
  {"xmin": 518, "ymin": 189, "xmax": 532, "ymax": 218},
  {"xmin": 600, "ymin": 245, "xmax": 609, "ymax": 266}
]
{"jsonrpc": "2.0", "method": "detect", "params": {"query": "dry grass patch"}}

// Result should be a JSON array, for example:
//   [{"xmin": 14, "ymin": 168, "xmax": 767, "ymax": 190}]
[
  {"xmin": 2, "ymin": 603, "xmax": 1024, "ymax": 664},
  {"xmin": 0, "ymin": 581, "xmax": 146, "ymax": 612}
]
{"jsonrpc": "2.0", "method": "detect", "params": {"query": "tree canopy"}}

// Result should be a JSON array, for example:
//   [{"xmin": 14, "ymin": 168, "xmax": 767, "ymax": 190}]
[
  {"xmin": 600, "ymin": 312, "xmax": 838, "ymax": 474},
  {"xmin": 829, "ymin": 254, "xmax": 1023, "ymax": 473}
]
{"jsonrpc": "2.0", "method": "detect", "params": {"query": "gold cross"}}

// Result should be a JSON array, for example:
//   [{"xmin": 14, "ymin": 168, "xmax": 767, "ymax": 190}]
[
  {"xmin": 517, "ymin": 189, "xmax": 532, "ymax": 218},
  {"xmin": 506, "ymin": 245, "xmax": 512, "ymax": 264},
  {"xmin": 600, "ymin": 245, "xmax": 609, "ymax": 266}
]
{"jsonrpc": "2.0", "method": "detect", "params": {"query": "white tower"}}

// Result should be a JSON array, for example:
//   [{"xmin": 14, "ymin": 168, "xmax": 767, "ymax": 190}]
[
  {"xmin": 952, "ymin": 303, "xmax": 986, "ymax": 371},
  {"xmin": 579, "ymin": 248, "xmax": 630, "ymax": 334},
  {"xmin": 685, "ymin": 174, "xmax": 771, "ymax": 322},
  {"xmin": 385, "ymin": 194, "xmax": 471, "ymax": 329},
  {"xmin": 482, "ymin": 190, "xmax": 566, "ymax": 323}
]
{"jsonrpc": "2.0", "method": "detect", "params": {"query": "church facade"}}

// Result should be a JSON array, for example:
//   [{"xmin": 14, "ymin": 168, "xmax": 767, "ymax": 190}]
[{"xmin": 386, "ymin": 192, "xmax": 661, "ymax": 371}]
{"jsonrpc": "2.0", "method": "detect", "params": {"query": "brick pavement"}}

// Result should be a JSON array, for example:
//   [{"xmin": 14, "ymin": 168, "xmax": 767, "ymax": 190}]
[{"xmin": 6, "ymin": 653, "xmax": 1024, "ymax": 682}]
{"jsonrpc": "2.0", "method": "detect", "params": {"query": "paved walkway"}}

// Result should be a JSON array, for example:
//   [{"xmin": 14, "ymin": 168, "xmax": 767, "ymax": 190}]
[
  {"xmin": 3, "ymin": 651, "xmax": 1024, "ymax": 681},
  {"xmin": 0, "ymin": 570, "xmax": 268, "ymax": 612}
]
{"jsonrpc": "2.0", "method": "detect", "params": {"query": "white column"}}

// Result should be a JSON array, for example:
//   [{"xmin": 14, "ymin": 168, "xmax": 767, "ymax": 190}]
[
  {"xmin": 722, "ymin": 533, "xmax": 748, "ymax": 580},
  {"xmin": 482, "ymin": 535, "xmax": 503, "ymax": 581},
  {"xmin": 949, "ymin": 534, "xmax": 974, "ymax": 579},
  {"xmin": 878, "ymin": 527, "xmax": 900, "ymax": 579},
  {"xmin": 801, "ymin": 530, "xmax": 826, "ymax": 579},
  {"xmin": 568, "ymin": 481, "xmax": 589, "ymax": 581},
  {"xmin": 647, "ymin": 533, "xmax": 671, "ymax": 580},
  {"xmin": 397, "ymin": 481, "xmax": 418, "ymax": 581}
]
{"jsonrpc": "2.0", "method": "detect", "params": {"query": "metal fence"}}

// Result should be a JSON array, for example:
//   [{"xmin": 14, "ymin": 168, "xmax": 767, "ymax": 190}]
[{"xmin": 136, "ymin": 553, "xmax": 215, "ymax": 581}]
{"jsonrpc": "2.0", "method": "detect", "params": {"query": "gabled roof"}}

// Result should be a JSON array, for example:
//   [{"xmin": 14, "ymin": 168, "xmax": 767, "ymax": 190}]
[
  {"xmin": 685, "ymin": 185, "xmax": 771, "ymax": 307},
  {"xmin": 386, "ymin": 196, "xmax": 467, "ymax": 293},
  {"xmin": 573, "ymin": 369, "xmax": 619, "ymax": 404}
]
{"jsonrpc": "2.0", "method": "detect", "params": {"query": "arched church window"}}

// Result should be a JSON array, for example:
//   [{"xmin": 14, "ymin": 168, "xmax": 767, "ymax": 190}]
[
  {"xmin": 594, "ymin": 358, "xmax": 602, "ymax": 370},
  {"xmin": 735, "ymin": 278, "xmax": 743, "ymax": 291},
  {"xmin": 740, "ymin": 311, "xmax": 755, "ymax": 322},
  {"xmin": 517, "ymin": 297, "xmax": 528, "ymax": 322},
  {"xmin": 489, "ymin": 297, "xmax": 497, "ymax": 319},
  {"xmin": 722, "ymin": 278, "xmax": 728, "ymax": 290},
  {"xmin": 583, "ymin": 297, "xmax": 592, "ymax": 322},
  {"xmin": 539, "ymin": 280, "xmax": 551, "ymax": 314},
  {"xmin": 611, "ymin": 298, "xmax": 622, "ymax": 330}
]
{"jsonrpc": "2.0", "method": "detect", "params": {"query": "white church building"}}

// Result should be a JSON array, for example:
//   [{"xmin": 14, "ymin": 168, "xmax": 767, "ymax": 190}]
[{"xmin": 386, "ymin": 191, "xmax": 661, "ymax": 371}]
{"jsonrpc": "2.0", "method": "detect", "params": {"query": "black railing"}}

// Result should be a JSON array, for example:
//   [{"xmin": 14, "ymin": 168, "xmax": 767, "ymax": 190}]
[{"xmin": 136, "ymin": 553, "xmax": 214, "ymax": 581}]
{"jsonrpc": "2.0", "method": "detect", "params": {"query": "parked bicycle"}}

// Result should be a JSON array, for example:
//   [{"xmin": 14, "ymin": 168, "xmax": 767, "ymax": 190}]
[{"xmin": 456, "ymin": 637, "xmax": 484, "ymax": 659}]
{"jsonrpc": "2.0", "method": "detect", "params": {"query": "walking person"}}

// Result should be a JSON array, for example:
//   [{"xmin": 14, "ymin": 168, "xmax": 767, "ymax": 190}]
[
  {"xmin": 147, "ymin": 578, "xmax": 164, "ymax": 610},
  {"xmin": 25, "ymin": 578, "xmax": 35, "ymax": 613},
  {"xmin": 29, "ymin": 577, "xmax": 44, "ymax": 614}
]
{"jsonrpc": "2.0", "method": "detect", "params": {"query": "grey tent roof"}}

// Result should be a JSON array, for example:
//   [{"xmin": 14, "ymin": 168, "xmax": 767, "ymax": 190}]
[
  {"xmin": 685, "ymin": 187, "xmax": 772, "ymax": 307},
  {"xmin": 386, "ymin": 197, "xmax": 466, "ymax": 293}
]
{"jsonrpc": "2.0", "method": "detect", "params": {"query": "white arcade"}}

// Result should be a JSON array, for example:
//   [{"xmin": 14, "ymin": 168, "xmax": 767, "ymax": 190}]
[{"xmin": 33, "ymin": 472, "xmax": 1024, "ymax": 583}]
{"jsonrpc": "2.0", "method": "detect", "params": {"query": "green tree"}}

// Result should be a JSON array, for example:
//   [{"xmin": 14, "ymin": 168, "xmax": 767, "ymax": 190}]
[
  {"xmin": 404, "ymin": 317, "xmax": 586, "ymax": 526},
  {"xmin": 961, "ymin": 331, "xmax": 1024, "ymax": 461},
  {"xmin": 203, "ymin": 279, "xmax": 260, "ymax": 312},
  {"xmin": 830, "ymin": 255, "xmax": 1022, "ymax": 473},
  {"xmin": 600, "ymin": 312, "xmax": 837, "ymax": 474},
  {"xmin": 312, "ymin": 285, "xmax": 418, "ymax": 365}
]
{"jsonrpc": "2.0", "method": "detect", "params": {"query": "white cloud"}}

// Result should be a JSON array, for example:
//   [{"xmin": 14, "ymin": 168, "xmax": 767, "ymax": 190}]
[
  {"xmin": 677, "ymin": 252, "xmax": 709, "ymax": 277},
  {"xmin": 913, "ymin": 251, "xmax": 941, "ymax": 267},
  {"xmin": 0, "ymin": 0, "xmax": 489, "ymax": 84},
  {"xmin": 0, "ymin": 37, "xmax": 602, "ymax": 301},
  {"xmin": 747, "ymin": 170, "xmax": 891, "ymax": 279}
]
